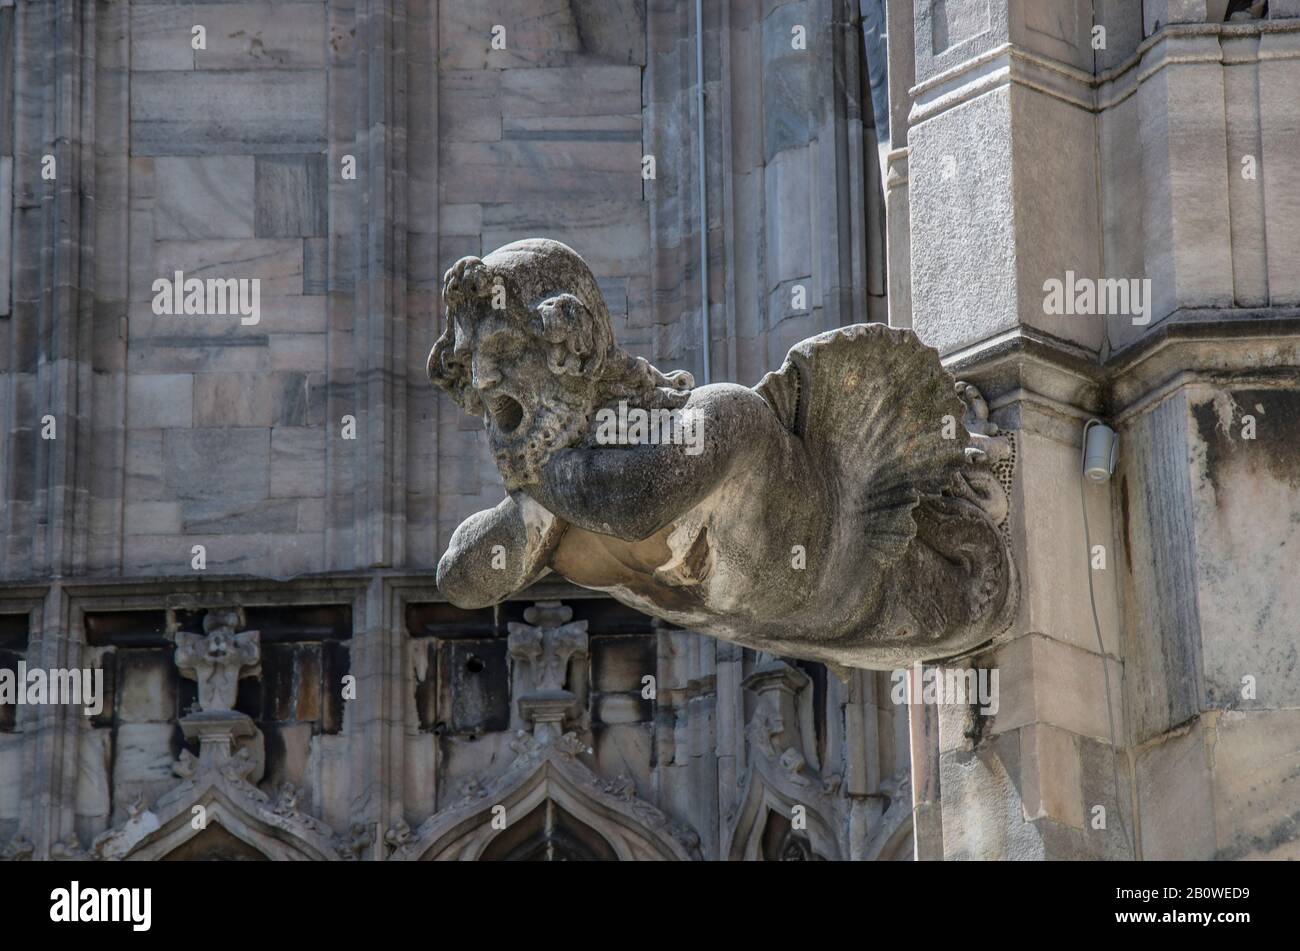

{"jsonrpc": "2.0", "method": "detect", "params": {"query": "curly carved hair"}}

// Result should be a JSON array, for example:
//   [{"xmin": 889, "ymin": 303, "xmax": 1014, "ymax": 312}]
[{"xmin": 427, "ymin": 238, "xmax": 692, "ymax": 413}]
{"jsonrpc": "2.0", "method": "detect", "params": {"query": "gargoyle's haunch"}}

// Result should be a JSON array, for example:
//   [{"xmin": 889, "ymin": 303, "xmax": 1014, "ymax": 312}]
[{"xmin": 429, "ymin": 239, "xmax": 1016, "ymax": 669}]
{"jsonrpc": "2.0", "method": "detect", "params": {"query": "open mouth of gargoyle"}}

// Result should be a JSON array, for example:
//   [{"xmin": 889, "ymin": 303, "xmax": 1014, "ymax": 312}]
[{"xmin": 487, "ymin": 392, "xmax": 526, "ymax": 434}]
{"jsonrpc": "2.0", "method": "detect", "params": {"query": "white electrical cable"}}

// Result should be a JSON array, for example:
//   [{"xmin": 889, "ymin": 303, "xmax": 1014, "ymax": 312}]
[{"xmin": 1080, "ymin": 418, "xmax": 1135, "ymax": 860}]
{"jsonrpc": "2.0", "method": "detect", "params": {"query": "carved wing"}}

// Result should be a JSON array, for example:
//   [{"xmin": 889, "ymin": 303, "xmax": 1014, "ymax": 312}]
[{"xmin": 754, "ymin": 323, "xmax": 970, "ymax": 564}]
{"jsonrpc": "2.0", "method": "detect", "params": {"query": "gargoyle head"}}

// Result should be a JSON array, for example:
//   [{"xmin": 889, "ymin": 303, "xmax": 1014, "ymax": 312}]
[{"xmin": 428, "ymin": 238, "xmax": 681, "ymax": 489}]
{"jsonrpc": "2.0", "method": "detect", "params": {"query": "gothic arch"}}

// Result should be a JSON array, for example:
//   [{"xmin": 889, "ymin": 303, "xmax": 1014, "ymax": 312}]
[
  {"xmin": 390, "ymin": 740, "xmax": 699, "ymax": 861},
  {"xmin": 93, "ymin": 778, "xmax": 344, "ymax": 861},
  {"xmin": 722, "ymin": 764, "xmax": 843, "ymax": 861},
  {"xmin": 860, "ymin": 773, "xmax": 915, "ymax": 861}
]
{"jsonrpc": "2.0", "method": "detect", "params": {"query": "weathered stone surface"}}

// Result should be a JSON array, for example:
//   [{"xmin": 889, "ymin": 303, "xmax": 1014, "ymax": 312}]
[
  {"xmin": 255, "ymin": 154, "xmax": 327, "ymax": 237},
  {"xmin": 0, "ymin": 157, "xmax": 10, "ymax": 317},
  {"xmin": 438, "ymin": 0, "xmax": 646, "ymax": 70},
  {"xmin": 131, "ymin": 70, "xmax": 327, "ymax": 154},
  {"xmin": 153, "ymin": 238, "xmax": 304, "ymax": 297},
  {"xmin": 271, "ymin": 426, "xmax": 326, "ymax": 498},
  {"xmin": 127, "ymin": 373, "xmax": 194, "ymax": 429},
  {"xmin": 194, "ymin": 372, "xmax": 278, "ymax": 427},
  {"xmin": 4, "ymin": 0, "xmax": 1300, "ymax": 865},
  {"xmin": 154, "ymin": 156, "xmax": 256, "ymax": 240},
  {"xmin": 430, "ymin": 239, "xmax": 1016, "ymax": 668},
  {"xmin": 192, "ymin": 3, "xmax": 327, "ymax": 70},
  {"xmin": 124, "ymin": 501, "xmax": 183, "ymax": 537},
  {"xmin": 1187, "ymin": 386, "xmax": 1300, "ymax": 708},
  {"xmin": 163, "ymin": 428, "xmax": 270, "ymax": 501},
  {"xmin": 1210, "ymin": 710, "xmax": 1300, "ymax": 859},
  {"xmin": 1135, "ymin": 720, "xmax": 1216, "ymax": 860},
  {"xmin": 761, "ymin": 2, "xmax": 812, "ymax": 162}
]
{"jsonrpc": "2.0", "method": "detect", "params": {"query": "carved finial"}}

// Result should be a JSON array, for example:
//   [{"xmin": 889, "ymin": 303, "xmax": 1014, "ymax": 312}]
[
  {"xmin": 0, "ymin": 835, "xmax": 34, "ymax": 862},
  {"xmin": 173, "ymin": 608, "xmax": 260, "ymax": 713},
  {"xmin": 385, "ymin": 818, "xmax": 412, "ymax": 850},
  {"xmin": 336, "ymin": 822, "xmax": 373, "ymax": 861},
  {"xmin": 273, "ymin": 782, "xmax": 301, "ymax": 817},
  {"xmin": 49, "ymin": 834, "xmax": 88, "ymax": 861},
  {"xmin": 173, "ymin": 748, "xmax": 199, "ymax": 780}
]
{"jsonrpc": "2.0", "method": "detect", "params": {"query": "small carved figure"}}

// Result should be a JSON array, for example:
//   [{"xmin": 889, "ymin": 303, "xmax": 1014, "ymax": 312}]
[
  {"xmin": 173, "ymin": 609, "xmax": 260, "ymax": 713},
  {"xmin": 429, "ymin": 239, "xmax": 1015, "ymax": 669}
]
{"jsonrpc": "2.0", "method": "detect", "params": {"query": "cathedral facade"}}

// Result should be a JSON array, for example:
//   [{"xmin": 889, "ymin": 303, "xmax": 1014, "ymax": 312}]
[{"xmin": 0, "ymin": 0, "xmax": 1297, "ymax": 861}]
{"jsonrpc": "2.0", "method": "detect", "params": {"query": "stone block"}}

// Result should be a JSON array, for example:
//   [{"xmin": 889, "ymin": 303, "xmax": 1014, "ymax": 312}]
[
  {"xmin": 0, "ymin": 734, "xmax": 21, "ymax": 819},
  {"xmin": 1099, "ymin": 94, "xmax": 1146, "ymax": 355},
  {"xmin": 193, "ymin": 3, "xmax": 327, "ymax": 70},
  {"xmin": 0, "ymin": 157, "xmax": 10, "ymax": 316},
  {"xmin": 1010, "ymin": 85, "xmax": 1104, "ymax": 351},
  {"xmin": 761, "ymin": 2, "xmax": 813, "ymax": 161},
  {"xmin": 939, "ymin": 730, "xmax": 1046, "ymax": 859},
  {"xmin": 127, "ymin": 372, "xmax": 194, "ymax": 429},
  {"xmin": 481, "ymin": 199, "xmax": 649, "ymax": 275},
  {"xmin": 1018, "ymin": 428, "xmax": 1121, "ymax": 657},
  {"xmin": 163, "ymin": 427, "xmax": 270, "ymax": 501},
  {"xmin": 439, "ymin": 68, "xmax": 502, "ymax": 143},
  {"xmin": 908, "ymin": 86, "xmax": 1017, "ymax": 355},
  {"xmin": 439, "ymin": 203, "xmax": 482, "ymax": 235},
  {"xmin": 153, "ymin": 238, "xmax": 303, "ymax": 298},
  {"xmin": 1020, "ymin": 723, "xmax": 1085, "ymax": 828},
  {"xmin": 1260, "ymin": 36, "xmax": 1300, "ymax": 303},
  {"xmin": 271, "ymin": 426, "xmax": 326, "ymax": 498},
  {"xmin": 500, "ymin": 66, "xmax": 641, "ymax": 118},
  {"xmin": 126, "ymin": 428, "xmax": 167, "ymax": 501},
  {"xmin": 131, "ymin": 70, "xmax": 327, "ymax": 155},
  {"xmin": 440, "ymin": 140, "xmax": 640, "ymax": 203},
  {"xmin": 194, "ymin": 372, "xmax": 277, "ymax": 427},
  {"xmin": 1210, "ymin": 709, "xmax": 1300, "ymax": 859},
  {"xmin": 1143, "ymin": 0, "xmax": 1209, "ymax": 36},
  {"xmin": 255, "ymin": 154, "xmax": 327, "ymax": 237},
  {"xmin": 1078, "ymin": 735, "xmax": 1137, "ymax": 859},
  {"xmin": 181, "ymin": 497, "xmax": 299, "ymax": 534},
  {"xmin": 116, "ymin": 650, "xmax": 178, "ymax": 723},
  {"xmin": 438, "ymin": 0, "xmax": 644, "ymax": 70},
  {"xmin": 988, "ymin": 634, "xmax": 1123, "ymax": 744},
  {"xmin": 1221, "ymin": 40, "xmax": 1267, "ymax": 307},
  {"xmin": 764, "ymin": 149, "xmax": 814, "ymax": 288},
  {"xmin": 124, "ymin": 501, "xmax": 183, "ymax": 536},
  {"xmin": 1135, "ymin": 719, "xmax": 1216, "ymax": 859},
  {"xmin": 269, "ymin": 333, "xmax": 326, "ymax": 371},
  {"xmin": 75, "ymin": 728, "xmax": 112, "ymax": 821},
  {"xmin": 111, "ymin": 722, "xmax": 179, "ymax": 787},
  {"xmin": 1187, "ymin": 387, "xmax": 1300, "ymax": 709},
  {"xmin": 130, "ymin": 4, "xmax": 198, "ymax": 71},
  {"xmin": 126, "ymin": 531, "xmax": 275, "ymax": 576},
  {"xmin": 154, "ymin": 156, "xmax": 255, "ymax": 239},
  {"xmin": 303, "ymin": 238, "xmax": 327, "ymax": 294},
  {"xmin": 1117, "ymin": 394, "xmax": 1205, "ymax": 742},
  {"xmin": 130, "ymin": 336, "xmax": 271, "ymax": 375},
  {"xmin": 272, "ymin": 371, "xmax": 326, "ymax": 426},
  {"xmin": 501, "ymin": 113, "xmax": 641, "ymax": 143},
  {"xmin": 1009, "ymin": 0, "xmax": 1096, "ymax": 73}
]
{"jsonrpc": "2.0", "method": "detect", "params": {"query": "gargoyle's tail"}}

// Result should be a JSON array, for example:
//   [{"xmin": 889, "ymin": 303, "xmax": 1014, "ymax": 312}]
[{"xmin": 753, "ymin": 323, "xmax": 971, "ymax": 566}]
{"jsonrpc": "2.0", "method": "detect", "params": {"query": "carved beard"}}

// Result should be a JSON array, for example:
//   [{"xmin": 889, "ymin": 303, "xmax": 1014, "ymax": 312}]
[{"xmin": 487, "ymin": 382, "xmax": 595, "ymax": 490}]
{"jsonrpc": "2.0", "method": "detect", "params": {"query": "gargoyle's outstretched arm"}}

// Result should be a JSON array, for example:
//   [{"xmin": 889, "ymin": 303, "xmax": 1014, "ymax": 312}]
[
  {"xmin": 436, "ymin": 493, "xmax": 567, "ymax": 608},
  {"xmin": 525, "ymin": 385, "xmax": 771, "ymax": 543}
]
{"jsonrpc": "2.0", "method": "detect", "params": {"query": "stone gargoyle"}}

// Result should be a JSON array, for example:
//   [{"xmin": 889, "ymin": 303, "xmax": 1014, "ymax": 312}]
[{"xmin": 428, "ymin": 238, "xmax": 1016, "ymax": 669}]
